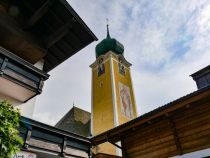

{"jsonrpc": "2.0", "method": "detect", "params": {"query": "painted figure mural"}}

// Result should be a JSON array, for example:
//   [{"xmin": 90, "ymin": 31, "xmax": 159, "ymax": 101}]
[{"xmin": 119, "ymin": 82, "xmax": 133, "ymax": 119}]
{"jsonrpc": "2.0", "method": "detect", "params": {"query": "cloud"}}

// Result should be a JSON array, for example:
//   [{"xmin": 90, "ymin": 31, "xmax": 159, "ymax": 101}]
[
  {"xmin": 34, "ymin": 0, "xmax": 210, "ymax": 125},
  {"xmin": 33, "ymin": 112, "xmax": 61, "ymax": 126}
]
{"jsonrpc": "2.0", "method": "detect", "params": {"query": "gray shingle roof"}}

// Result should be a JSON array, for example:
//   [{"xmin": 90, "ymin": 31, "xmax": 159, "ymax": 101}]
[{"xmin": 55, "ymin": 106, "xmax": 91, "ymax": 137}]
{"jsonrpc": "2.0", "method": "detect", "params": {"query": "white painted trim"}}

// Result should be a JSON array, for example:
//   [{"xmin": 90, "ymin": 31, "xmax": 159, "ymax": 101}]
[
  {"xmin": 92, "ymin": 58, "xmax": 110, "ymax": 71},
  {"xmin": 110, "ymin": 54, "xmax": 120, "ymax": 156},
  {"xmin": 92, "ymin": 57, "xmax": 130, "ymax": 71},
  {"xmin": 91, "ymin": 68, "xmax": 94, "ymax": 136},
  {"xmin": 90, "ymin": 51, "xmax": 131, "ymax": 69},
  {"xmin": 110, "ymin": 55, "xmax": 119, "ymax": 127},
  {"xmin": 129, "ymin": 70, "xmax": 138, "ymax": 117}
]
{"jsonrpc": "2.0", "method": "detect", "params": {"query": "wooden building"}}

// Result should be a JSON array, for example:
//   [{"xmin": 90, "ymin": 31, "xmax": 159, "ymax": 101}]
[
  {"xmin": 191, "ymin": 65, "xmax": 210, "ymax": 90},
  {"xmin": 92, "ymin": 84, "xmax": 210, "ymax": 158},
  {"xmin": 0, "ymin": 0, "xmax": 97, "ymax": 157},
  {"xmin": 0, "ymin": 0, "xmax": 97, "ymax": 118},
  {"xmin": 1, "ymin": 0, "xmax": 210, "ymax": 157},
  {"xmin": 19, "ymin": 116, "xmax": 91, "ymax": 158}
]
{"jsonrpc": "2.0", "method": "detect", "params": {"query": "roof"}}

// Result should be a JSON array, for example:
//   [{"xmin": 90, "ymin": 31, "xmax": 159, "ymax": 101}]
[
  {"xmin": 55, "ymin": 106, "xmax": 91, "ymax": 137},
  {"xmin": 0, "ymin": 0, "xmax": 98, "ymax": 72},
  {"xmin": 95, "ymin": 25, "xmax": 124, "ymax": 58},
  {"xmin": 91, "ymin": 85, "xmax": 210, "ymax": 145},
  {"xmin": 191, "ymin": 64, "xmax": 210, "ymax": 79},
  {"xmin": 44, "ymin": 0, "xmax": 98, "ymax": 72}
]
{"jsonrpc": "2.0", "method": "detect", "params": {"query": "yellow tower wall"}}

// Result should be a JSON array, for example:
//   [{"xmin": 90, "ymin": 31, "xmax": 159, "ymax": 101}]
[
  {"xmin": 91, "ymin": 55, "xmax": 116, "ymax": 154},
  {"xmin": 112, "ymin": 57, "xmax": 138, "ymax": 125},
  {"xmin": 91, "ymin": 52, "xmax": 138, "ymax": 155},
  {"xmin": 92, "ymin": 57, "xmax": 114, "ymax": 135}
]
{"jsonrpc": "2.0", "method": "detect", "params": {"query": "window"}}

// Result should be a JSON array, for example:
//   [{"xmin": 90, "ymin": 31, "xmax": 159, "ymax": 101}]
[
  {"xmin": 97, "ymin": 57, "xmax": 105, "ymax": 76},
  {"xmin": 206, "ymin": 73, "xmax": 210, "ymax": 84},
  {"xmin": 196, "ymin": 76, "xmax": 208, "ymax": 89},
  {"xmin": 118, "ymin": 57, "xmax": 125, "ymax": 76}
]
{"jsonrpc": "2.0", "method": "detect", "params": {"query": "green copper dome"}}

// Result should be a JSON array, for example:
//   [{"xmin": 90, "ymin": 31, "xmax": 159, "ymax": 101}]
[{"xmin": 95, "ymin": 25, "xmax": 124, "ymax": 58}]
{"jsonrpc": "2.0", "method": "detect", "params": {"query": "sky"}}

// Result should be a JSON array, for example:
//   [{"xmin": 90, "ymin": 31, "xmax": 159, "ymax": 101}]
[{"xmin": 33, "ymin": 0, "xmax": 210, "ymax": 127}]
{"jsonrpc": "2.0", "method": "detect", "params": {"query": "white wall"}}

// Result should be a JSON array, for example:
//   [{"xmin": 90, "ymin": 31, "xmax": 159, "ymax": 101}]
[
  {"xmin": 0, "ymin": 59, "xmax": 45, "ymax": 119},
  {"xmin": 0, "ymin": 93, "xmax": 36, "ymax": 118}
]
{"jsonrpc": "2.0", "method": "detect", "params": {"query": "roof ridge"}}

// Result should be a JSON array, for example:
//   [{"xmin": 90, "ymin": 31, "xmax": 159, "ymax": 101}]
[
  {"xmin": 55, "ymin": 107, "xmax": 74, "ymax": 127},
  {"xmin": 73, "ymin": 106, "xmax": 91, "ymax": 114}
]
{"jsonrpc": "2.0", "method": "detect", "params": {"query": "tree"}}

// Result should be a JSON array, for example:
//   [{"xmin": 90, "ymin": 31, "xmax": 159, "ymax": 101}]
[{"xmin": 0, "ymin": 101, "xmax": 23, "ymax": 158}]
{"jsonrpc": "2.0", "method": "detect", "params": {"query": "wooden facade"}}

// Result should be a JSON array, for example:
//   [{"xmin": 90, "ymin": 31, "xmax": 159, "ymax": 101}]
[
  {"xmin": 92, "ymin": 86, "xmax": 210, "ymax": 158},
  {"xmin": 0, "ymin": 0, "xmax": 97, "ymax": 157}
]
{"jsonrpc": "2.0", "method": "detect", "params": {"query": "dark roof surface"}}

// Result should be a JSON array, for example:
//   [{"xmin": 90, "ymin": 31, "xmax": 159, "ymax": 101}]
[
  {"xmin": 191, "ymin": 64, "xmax": 210, "ymax": 79},
  {"xmin": 32, "ymin": 0, "xmax": 98, "ymax": 72},
  {"xmin": 0, "ymin": 0, "xmax": 97, "ymax": 72},
  {"xmin": 95, "ymin": 26, "xmax": 124, "ymax": 58},
  {"xmin": 55, "ymin": 106, "xmax": 91, "ymax": 137}
]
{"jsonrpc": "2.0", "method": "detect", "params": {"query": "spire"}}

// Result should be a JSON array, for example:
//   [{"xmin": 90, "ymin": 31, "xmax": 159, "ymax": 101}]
[
  {"xmin": 95, "ymin": 18, "xmax": 124, "ymax": 58},
  {"xmin": 106, "ymin": 18, "xmax": 110, "ymax": 38}
]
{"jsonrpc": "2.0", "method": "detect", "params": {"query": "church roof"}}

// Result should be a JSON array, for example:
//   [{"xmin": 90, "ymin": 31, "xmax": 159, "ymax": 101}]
[
  {"xmin": 95, "ymin": 25, "xmax": 124, "ymax": 58},
  {"xmin": 55, "ymin": 106, "xmax": 91, "ymax": 137}
]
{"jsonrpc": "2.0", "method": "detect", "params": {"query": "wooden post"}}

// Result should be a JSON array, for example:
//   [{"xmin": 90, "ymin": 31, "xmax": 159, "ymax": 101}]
[
  {"xmin": 60, "ymin": 137, "xmax": 67, "ymax": 157},
  {"xmin": 23, "ymin": 128, "xmax": 32, "ymax": 149},
  {"xmin": 168, "ymin": 116, "xmax": 183, "ymax": 155}
]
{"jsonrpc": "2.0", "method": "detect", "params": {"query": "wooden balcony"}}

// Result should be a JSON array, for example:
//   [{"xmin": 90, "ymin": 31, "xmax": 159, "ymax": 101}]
[
  {"xmin": 19, "ymin": 116, "xmax": 91, "ymax": 158},
  {"xmin": 0, "ymin": 47, "xmax": 49, "ymax": 102}
]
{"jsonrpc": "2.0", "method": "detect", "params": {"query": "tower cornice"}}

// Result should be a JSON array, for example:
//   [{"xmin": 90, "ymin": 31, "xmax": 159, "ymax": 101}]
[{"xmin": 90, "ymin": 51, "xmax": 131, "ymax": 69}]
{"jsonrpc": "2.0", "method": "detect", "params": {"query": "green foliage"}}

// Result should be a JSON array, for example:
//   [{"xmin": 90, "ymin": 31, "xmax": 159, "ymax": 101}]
[{"xmin": 0, "ymin": 101, "xmax": 23, "ymax": 158}]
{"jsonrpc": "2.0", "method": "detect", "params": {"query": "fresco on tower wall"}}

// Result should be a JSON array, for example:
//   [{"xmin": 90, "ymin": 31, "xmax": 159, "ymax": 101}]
[{"xmin": 119, "ymin": 82, "xmax": 133, "ymax": 119}]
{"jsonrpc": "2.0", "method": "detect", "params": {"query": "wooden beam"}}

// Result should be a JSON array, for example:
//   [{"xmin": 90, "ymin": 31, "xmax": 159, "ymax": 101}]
[
  {"xmin": 60, "ymin": 137, "xmax": 67, "ymax": 157},
  {"xmin": 44, "ymin": 21, "xmax": 72, "ymax": 48},
  {"xmin": 29, "ymin": 138, "xmax": 61, "ymax": 152},
  {"xmin": 23, "ymin": 128, "xmax": 32, "ymax": 149},
  {"xmin": 121, "ymin": 136, "xmax": 128, "ymax": 158},
  {"xmin": 0, "ymin": 58, "xmax": 8, "ymax": 75},
  {"xmin": 27, "ymin": 0, "xmax": 52, "ymax": 27},
  {"xmin": 168, "ymin": 117, "xmax": 183, "ymax": 155}
]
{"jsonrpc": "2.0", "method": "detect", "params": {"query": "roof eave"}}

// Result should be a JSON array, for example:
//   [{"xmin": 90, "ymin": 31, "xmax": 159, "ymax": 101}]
[
  {"xmin": 59, "ymin": 0, "xmax": 98, "ymax": 41},
  {"xmin": 91, "ymin": 85, "xmax": 210, "ymax": 145}
]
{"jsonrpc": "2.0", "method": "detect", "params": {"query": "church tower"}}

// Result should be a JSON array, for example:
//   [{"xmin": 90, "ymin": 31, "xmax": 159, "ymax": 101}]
[{"xmin": 90, "ymin": 24, "xmax": 138, "ymax": 155}]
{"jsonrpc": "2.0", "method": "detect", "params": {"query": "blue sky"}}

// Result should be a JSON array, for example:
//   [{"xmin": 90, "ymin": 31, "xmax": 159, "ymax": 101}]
[{"xmin": 34, "ymin": 0, "xmax": 210, "ymax": 130}]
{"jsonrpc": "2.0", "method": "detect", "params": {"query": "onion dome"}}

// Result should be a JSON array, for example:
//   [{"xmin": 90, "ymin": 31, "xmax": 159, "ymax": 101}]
[{"xmin": 95, "ymin": 24, "xmax": 124, "ymax": 58}]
